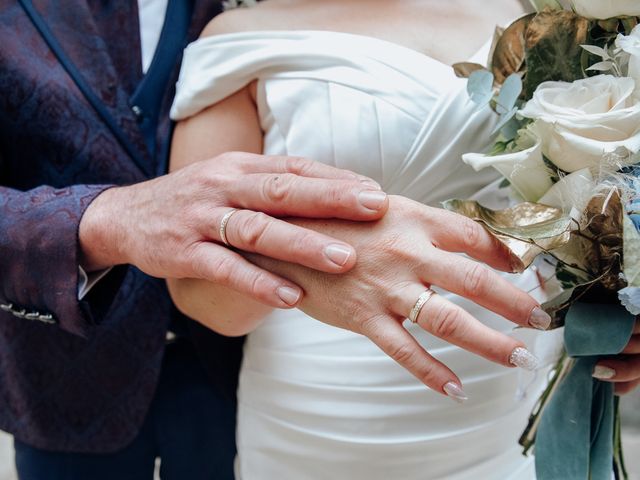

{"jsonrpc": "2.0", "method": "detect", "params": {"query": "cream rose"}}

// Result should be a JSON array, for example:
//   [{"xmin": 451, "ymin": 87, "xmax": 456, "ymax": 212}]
[
  {"xmin": 617, "ymin": 25, "xmax": 640, "ymax": 96},
  {"xmin": 519, "ymin": 75, "xmax": 640, "ymax": 172},
  {"xmin": 571, "ymin": 0, "xmax": 640, "ymax": 19},
  {"xmin": 462, "ymin": 130, "xmax": 553, "ymax": 202}
]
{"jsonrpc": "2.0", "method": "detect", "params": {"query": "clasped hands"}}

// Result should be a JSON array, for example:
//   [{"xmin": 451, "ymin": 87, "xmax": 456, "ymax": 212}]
[{"xmin": 80, "ymin": 152, "xmax": 640, "ymax": 397}]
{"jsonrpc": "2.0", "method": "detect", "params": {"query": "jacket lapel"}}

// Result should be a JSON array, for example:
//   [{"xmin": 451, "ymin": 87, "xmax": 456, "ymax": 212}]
[{"xmin": 26, "ymin": 0, "xmax": 153, "ymax": 177}]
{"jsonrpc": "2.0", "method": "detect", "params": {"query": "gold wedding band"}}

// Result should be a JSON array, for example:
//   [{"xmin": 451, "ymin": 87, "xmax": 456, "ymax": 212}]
[
  {"xmin": 409, "ymin": 289, "xmax": 436, "ymax": 324},
  {"xmin": 219, "ymin": 208, "xmax": 239, "ymax": 247}
]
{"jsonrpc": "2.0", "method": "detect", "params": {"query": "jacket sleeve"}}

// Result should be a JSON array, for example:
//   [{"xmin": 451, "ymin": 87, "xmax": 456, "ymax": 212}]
[{"xmin": 0, "ymin": 184, "xmax": 123, "ymax": 337}]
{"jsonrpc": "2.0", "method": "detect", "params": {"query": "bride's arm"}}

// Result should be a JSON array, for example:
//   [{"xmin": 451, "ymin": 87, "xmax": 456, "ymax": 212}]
[{"xmin": 168, "ymin": 83, "xmax": 277, "ymax": 335}]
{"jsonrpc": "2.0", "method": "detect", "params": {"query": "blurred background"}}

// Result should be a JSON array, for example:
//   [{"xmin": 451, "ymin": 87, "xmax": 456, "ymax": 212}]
[{"xmin": 0, "ymin": 391, "xmax": 638, "ymax": 479}]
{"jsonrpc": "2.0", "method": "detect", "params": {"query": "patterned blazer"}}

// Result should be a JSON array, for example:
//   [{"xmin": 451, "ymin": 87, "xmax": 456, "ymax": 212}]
[{"xmin": 0, "ymin": 0, "xmax": 236, "ymax": 453}]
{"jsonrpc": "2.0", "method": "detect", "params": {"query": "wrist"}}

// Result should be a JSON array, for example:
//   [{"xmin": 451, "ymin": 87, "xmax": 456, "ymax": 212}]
[{"xmin": 79, "ymin": 186, "xmax": 130, "ymax": 272}]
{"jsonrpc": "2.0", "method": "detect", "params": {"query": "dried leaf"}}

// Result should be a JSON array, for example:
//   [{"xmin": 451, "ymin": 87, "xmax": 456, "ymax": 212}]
[
  {"xmin": 452, "ymin": 62, "xmax": 487, "ymax": 78},
  {"xmin": 443, "ymin": 200, "xmax": 572, "ymax": 270},
  {"xmin": 491, "ymin": 14, "xmax": 535, "ymax": 85},
  {"xmin": 582, "ymin": 189, "xmax": 625, "ymax": 291},
  {"xmin": 523, "ymin": 10, "xmax": 589, "ymax": 98}
]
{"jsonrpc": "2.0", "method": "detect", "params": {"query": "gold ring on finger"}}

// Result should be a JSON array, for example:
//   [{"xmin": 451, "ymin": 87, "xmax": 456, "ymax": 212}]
[
  {"xmin": 219, "ymin": 208, "xmax": 239, "ymax": 247},
  {"xmin": 409, "ymin": 289, "xmax": 437, "ymax": 324}
]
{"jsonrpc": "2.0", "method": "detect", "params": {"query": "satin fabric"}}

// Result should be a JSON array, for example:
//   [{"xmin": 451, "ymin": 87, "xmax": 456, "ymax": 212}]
[{"xmin": 172, "ymin": 30, "xmax": 554, "ymax": 480}]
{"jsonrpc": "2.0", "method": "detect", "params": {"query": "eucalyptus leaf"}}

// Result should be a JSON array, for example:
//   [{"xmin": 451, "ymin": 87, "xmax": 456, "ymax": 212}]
[
  {"xmin": 523, "ymin": 11, "xmax": 589, "ymax": 98},
  {"xmin": 467, "ymin": 70, "xmax": 494, "ymax": 107},
  {"xmin": 492, "ymin": 106, "xmax": 519, "ymax": 136},
  {"xmin": 496, "ymin": 74, "xmax": 523, "ymax": 114},
  {"xmin": 500, "ymin": 115, "xmax": 523, "ymax": 141}
]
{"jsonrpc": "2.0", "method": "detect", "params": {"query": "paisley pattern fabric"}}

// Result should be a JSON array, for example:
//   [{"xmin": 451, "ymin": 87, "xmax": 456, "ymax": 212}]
[{"xmin": 0, "ymin": 0, "xmax": 223, "ymax": 453}]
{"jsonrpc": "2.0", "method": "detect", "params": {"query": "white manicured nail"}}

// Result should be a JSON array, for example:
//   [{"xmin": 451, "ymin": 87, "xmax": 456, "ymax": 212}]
[
  {"xmin": 443, "ymin": 382, "xmax": 468, "ymax": 403},
  {"xmin": 529, "ymin": 307, "xmax": 551, "ymax": 330}
]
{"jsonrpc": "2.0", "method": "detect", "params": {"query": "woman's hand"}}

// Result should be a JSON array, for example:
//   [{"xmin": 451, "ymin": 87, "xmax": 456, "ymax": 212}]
[
  {"xmin": 247, "ymin": 195, "xmax": 550, "ymax": 399},
  {"xmin": 593, "ymin": 317, "xmax": 640, "ymax": 395}
]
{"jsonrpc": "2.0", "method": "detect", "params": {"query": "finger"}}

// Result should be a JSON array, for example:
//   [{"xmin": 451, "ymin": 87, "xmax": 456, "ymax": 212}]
[
  {"xmin": 227, "ymin": 173, "xmax": 388, "ymax": 219},
  {"xmin": 357, "ymin": 313, "xmax": 467, "ymax": 401},
  {"xmin": 236, "ymin": 153, "xmax": 380, "ymax": 187},
  {"xmin": 187, "ymin": 241, "xmax": 303, "ymax": 308},
  {"xmin": 615, "ymin": 378, "xmax": 640, "ymax": 395},
  {"xmin": 427, "ymin": 209, "xmax": 514, "ymax": 272},
  {"xmin": 421, "ymin": 249, "xmax": 550, "ymax": 330},
  {"xmin": 622, "ymin": 335, "xmax": 640, "ymax": 354},
  {"xmin": 388, "ymin": 282, "xmax": 534, "ymax": 370},
  {"xmin": 207, "ymin": 208, "xmax": 357, "ymax": 273},
  {"xmin": 593, "ymin": 355, "xmax": 640, "ymax": 383}
]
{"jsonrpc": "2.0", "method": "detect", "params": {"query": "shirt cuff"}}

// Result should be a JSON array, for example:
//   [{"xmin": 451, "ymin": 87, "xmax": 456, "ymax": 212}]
[{"xmin": 78, "ymin": 266, "xmax": 113, "ymax": 300}]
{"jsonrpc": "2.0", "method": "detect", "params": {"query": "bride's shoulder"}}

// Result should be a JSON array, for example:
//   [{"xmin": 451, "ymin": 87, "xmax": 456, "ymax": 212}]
[{"xmin": 200, "ymin": 3, "xmax": 287, "ymax": 38}]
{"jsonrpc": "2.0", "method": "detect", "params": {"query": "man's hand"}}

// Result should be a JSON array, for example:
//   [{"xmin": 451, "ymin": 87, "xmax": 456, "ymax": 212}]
[{"xmin": 79, "ymin": 152, "xmax": 388, "ymax": 308}]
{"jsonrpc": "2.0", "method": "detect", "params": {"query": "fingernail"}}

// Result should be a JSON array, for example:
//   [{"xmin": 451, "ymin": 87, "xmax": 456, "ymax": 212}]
[
  {"xmin": 509, "ymin": 347, "xmax": 539, "ymax": 371},
  {"xmin": 443, "ymin": 382, "xmax": 469, "ymax": 403},
  {"xmin": 529, "ymin": 307, "xmax": 551, "ymax": 331},
  {"xmin": 325, "ymin": 244, "xmax": 352, "ymax": 267},
  {"xmin": 358, "ymin": 190, "xmax": 387, "ymax": 211},
  {"xmin": 360, "ymin": 178, "xmax": 381, "ymax": 190},
  {"xmin": 593, "ymin": 365, "xmax": 616, "ymax": 380},
  {"xmin": 276, "ymin": 286, "xmax": 301, "ymax": 306}
]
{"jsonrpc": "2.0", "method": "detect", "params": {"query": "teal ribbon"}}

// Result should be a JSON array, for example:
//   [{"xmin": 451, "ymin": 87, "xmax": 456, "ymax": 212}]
[{"xmin": 535, "ymin": 303, "xmax": 635, "ymax": 480}]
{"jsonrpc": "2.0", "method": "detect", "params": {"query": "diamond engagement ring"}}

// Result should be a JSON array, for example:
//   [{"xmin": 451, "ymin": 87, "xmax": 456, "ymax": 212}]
[
  {"xmin": 408, "ymin": 289, "xmax": 436, "ymax": 323},
  {"xmin": 219, "ymin": 208, "xmax": 239, "ymax": 247}
]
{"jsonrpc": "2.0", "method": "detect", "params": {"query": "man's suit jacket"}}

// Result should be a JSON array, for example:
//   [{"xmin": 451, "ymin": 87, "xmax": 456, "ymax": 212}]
[{"xmin": 0, "ymin": 0, "xmax": 243, "ymax": 453}]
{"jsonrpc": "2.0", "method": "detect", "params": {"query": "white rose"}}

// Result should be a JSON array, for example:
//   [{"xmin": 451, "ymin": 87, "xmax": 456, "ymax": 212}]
[
  {"xmin": 571, "ymin": 0, "xmax": 640, "ymax": 19},
  {"xmin": 519, "ymin": 75, "xmax": 640, "ymax": 172},
  {"xmin": 617, "ymin": 25, "xmax": 640, "ymax": 96},
  {"xmin": 462, "ymin": 130, "xmax": 553, "ymax": 202}
]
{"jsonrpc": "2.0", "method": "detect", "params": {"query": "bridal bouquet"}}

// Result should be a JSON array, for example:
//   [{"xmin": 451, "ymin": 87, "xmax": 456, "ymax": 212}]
[{"xmin": 448, "ymin": 1, "xmax": 640, "ymax": 479}]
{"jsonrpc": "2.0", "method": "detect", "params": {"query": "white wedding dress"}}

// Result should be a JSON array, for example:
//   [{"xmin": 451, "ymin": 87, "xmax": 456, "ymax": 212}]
[{"xmin": 171, "ymin": 31, "xmax": 553, "ymax": 480}]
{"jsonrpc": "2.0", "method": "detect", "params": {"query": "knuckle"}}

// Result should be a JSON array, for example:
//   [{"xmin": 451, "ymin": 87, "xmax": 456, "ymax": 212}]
[
  {"xmin": 248, "ymin": 270, "xmax": 272, "ymax": 300},
  {"xmin": 262, "ymin": 173, "xmax": 295, "ymax": 203},
  {"xmin": 462, "ymin": 219, "xmax": 482, "ymax": 249},
  {"xmin": 462, "ymin": 264, "xmax": 488, "ymax": 298},
  {"xmin": 284, "ymin": 156, "xmax": 311, "ymax": 175},
  {"xmin": 204, "ymin": 254, "xmax": 236, "ymax": 284},
  {"xmin": 388, "ymin": 342, "xmax": 417, "ymax": 366},
  {"xmin": 290, "ymin": 230, "xmax": 321, "ymax": 255},
  {"xmin": 235, "ymin": 211, "xmax": 271, "ymax": 249},
  {"xmin": 430, "ymin": 304, "xmax": 463, "ymax": 340}
]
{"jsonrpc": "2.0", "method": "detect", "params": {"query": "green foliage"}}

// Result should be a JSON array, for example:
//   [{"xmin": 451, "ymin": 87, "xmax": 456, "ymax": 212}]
[{"xmin": 523, "ymin": 11, "xmax": 590, "ymax": 98}]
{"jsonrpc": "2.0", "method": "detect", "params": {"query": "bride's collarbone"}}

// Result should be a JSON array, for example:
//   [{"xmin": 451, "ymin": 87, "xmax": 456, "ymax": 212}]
[{"xmin": 206, "ymin": 0, "xmax": 531, "ymax": 64}]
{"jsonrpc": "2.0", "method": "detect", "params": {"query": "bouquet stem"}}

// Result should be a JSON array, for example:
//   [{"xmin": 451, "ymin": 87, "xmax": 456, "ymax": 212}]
[{"xmin": 519, "ymin": 352, "xmax": 572, "ymax": 454}]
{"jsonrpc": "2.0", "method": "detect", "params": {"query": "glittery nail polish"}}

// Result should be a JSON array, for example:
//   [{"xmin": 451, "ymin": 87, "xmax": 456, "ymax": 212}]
[{"xmin": 509, "ymin": 347, "xmax": 539, "ymax": 371}]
